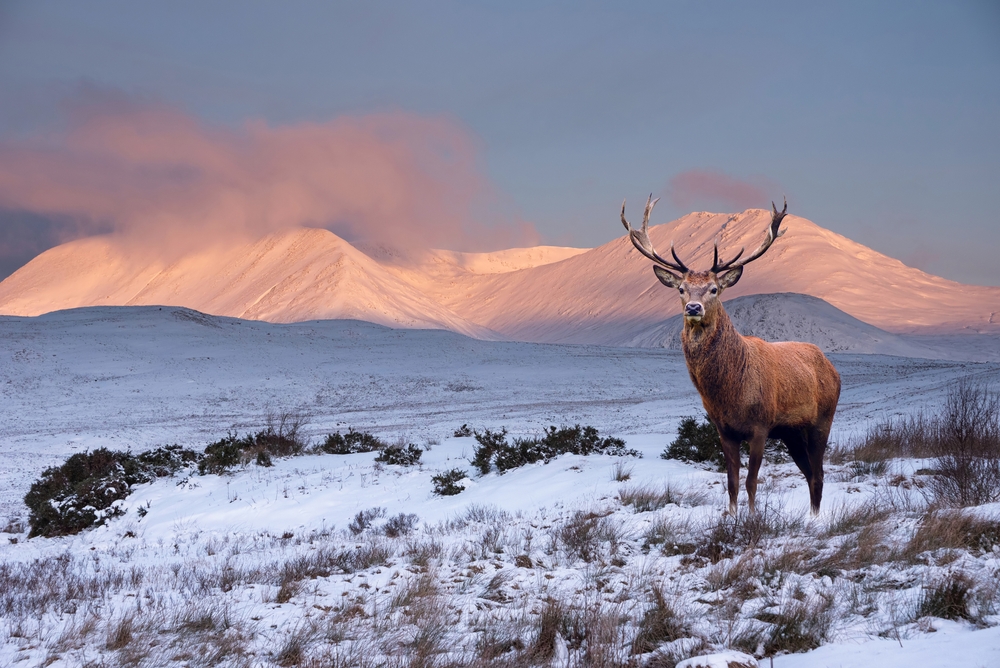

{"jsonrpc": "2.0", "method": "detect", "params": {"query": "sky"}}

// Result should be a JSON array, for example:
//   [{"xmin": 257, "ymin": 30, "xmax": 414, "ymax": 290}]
[{"xmin": 0, "ymin": 1, "xmax": 998, "ymax": 285}]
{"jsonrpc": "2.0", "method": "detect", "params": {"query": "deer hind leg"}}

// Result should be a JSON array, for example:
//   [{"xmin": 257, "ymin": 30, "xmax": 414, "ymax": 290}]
[
  {"xmin": 805, "ymin": 424, "xmax": 831, "ymax": 515},
  {"xmin": 773, "ymin": 427, "xmax": 815, "ymax": 512},
  {"xmin": 745, "ymin": 432, "xmax": 768, "ymax": 514},
  {"xmin": 719, "ymin": 435, "xmax": 742, "ymax": 515}
]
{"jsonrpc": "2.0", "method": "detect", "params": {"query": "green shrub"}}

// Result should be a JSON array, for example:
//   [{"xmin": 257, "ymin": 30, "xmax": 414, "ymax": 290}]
[
  {"xmin": 320, "ymin": 428, "xmax": 385, "ymax": 454},
  {"xmin": 663, "ymin": 415, "xmax": 785, "ymax": 471},
  {"xmin": 25, "ymin": 445, "xmax": 200, "ymax": 538},
  {"xmin": 375, "ymin": 444, "xmax": 423, "ymax": 466},
  {"xmin": 199, "ymin": 425, "xmax": 307, "ymax": 474},
  {"xmin": 472, "ymin": 425, "xmax": 638, "ymax": 475},
  {"xmin": 663, "ymin": 416, "xmax": 725, "ymax": 469},
  {"xmin": 471, "ymin": 428, "xmax": 508, "ymax": 475},
  {"xmin": 432, "ymin": 469, "xmax": 468, "ymax": 496},
  {"xmin": 199, "ymin": 433, "xmax": 244, "ymax": 475}
]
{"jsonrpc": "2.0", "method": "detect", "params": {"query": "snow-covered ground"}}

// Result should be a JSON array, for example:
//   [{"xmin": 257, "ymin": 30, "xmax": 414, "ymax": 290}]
[{"xmin": 2, "ymin": 307, "xmax": 999, "ymax": 667}]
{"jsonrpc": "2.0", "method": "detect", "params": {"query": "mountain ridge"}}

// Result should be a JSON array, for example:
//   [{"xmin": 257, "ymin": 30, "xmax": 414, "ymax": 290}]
[{"xmin": 1, "ymin": 209, "xmax": 997, "ymax": 350}]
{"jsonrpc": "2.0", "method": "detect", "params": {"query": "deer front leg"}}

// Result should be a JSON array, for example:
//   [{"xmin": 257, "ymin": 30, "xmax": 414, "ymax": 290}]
[
  {"xmin": 745, "ymin": 432, "xmax": 767, "ymax": 514},
  {"xmin": 719, "ymin": 435, "xmax": 742, "ymax": 515}
]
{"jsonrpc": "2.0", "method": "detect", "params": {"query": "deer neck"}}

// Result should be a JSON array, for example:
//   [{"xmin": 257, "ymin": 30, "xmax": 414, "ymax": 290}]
[{"xmin": 681, "ymin": 303, "xmax": 748, "ymax": 390}]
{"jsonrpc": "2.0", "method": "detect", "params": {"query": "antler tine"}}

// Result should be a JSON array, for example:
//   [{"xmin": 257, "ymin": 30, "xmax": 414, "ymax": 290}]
[
  {"xmin": 711, "ymin": 242, "xmax": 744, "ymax": 273},
  {"xmin": 621, "ymin": 195, "xmax": 687, "ymax": 273},
  {"xmin": 669, "ymin": 243, "xmax": 689, "ymax": 274},
  {"xmin": 713, "ymin": 197, "xmax": 788, "ymax": 273}
]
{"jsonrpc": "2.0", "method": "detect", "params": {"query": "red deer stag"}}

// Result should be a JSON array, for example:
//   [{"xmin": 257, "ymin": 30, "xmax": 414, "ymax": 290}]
[{"xmin": 621, "ymin": 197, "xmax": 840, "ymax": 515}]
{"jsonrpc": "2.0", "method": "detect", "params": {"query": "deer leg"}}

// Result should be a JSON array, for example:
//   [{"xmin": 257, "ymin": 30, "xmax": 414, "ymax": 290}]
[
  {"xmin": 719, "ymin": 436, "xmax": 742, "ymax": 515},
  {"xmin": 806, "ymin": 425, "xmax": 831, "ymax": 515},
  {"xmin": 774, "ymin": 427, "xmax": 814, "ymax": 511},
  {"xmin": 745, "ymin": 432, "xmax": 767, "ymax": 514}
]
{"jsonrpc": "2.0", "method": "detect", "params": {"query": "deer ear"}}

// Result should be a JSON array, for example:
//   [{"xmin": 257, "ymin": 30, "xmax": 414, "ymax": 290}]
[
  {"xmin": 653, "ymin": 265, "xmax": 683, "ymax": 288},
  {"xmin": 717, "ymin": 266, "xmax": 743, "ymax": 289}
]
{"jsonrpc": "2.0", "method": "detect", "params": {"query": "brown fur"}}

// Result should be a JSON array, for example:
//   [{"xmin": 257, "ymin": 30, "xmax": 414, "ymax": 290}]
[
  {"xmin": 676, "ymin": 274, "xmax": 841, "ymax": 514},
  {"xmin": 621, "ymin": 196, "xmax": 841, "ymax": 514}
]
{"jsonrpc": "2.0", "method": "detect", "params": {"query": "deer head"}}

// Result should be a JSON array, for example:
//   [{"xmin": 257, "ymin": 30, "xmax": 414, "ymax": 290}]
[{"xmin": 621, "ymin": 196, "xmax": 787, "ymax": 325}]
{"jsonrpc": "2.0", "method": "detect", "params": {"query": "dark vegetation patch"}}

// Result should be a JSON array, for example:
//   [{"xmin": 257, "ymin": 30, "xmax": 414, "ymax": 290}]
[
  {"xmin": 375, "ymin": 443, "xmax": 423, "ymax": 466},
  {"xmin": 320, "ymin": 428, "xmax": 386, "ymax": 454},
  {"xmin": 471, "ymin": 425, "xmax": 638, "ymax": 475},
  {"xmin": 453, "ymin": 424, "xmax": 473, "ymax": 438},
  {"xmin": 25, "ymin": 445, "xmax": 200, "ymax": 538},
  {"xmin": 431, "ymin": 468, "xmax": 468, "ymax": 496},
  {"xmin": 199, "ymin": 414, "xmax": 307, "ymax": 474},
  {"xmin": 663, "ymin": 415, "xmax": 785, "ymax": 471}
]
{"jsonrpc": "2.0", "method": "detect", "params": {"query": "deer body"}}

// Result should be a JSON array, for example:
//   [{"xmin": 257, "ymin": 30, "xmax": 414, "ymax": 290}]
[{"xmin": 621, "ymin": 199, "xmax": 840, "ymax": 514}]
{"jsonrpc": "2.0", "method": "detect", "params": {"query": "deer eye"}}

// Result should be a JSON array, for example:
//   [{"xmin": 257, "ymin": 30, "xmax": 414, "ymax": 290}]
[
  {"xmin": 710, "ymin": 287, "xmax": 718, "ymax": 294},
  {"xmin": 678, "ymin": 287, "xmax": 685, "ymax": 294}
]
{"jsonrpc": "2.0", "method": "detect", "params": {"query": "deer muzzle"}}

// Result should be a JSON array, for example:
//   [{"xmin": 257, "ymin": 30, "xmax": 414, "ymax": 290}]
[{"xmin": 684, "ymin": 302, "xmax": 704, "ymax": 322}]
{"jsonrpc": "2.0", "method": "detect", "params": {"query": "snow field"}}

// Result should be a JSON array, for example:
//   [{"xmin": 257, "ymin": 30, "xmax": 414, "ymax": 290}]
[{"xmin": 2, "ymin": 307, "xmax": 1000, "ymax": 666}]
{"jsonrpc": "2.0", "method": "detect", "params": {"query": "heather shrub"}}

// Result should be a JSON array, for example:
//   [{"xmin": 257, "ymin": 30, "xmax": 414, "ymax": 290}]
[
  {"xmin": 320, "ymin": 428, "xmax": 385, "ymax": 454},
  {"xmin": 472, "ymin": 425, "xmax": 637, "ymax": 475},
  {"xmin": 375, "ymin": 443, "xmax": 423, "ymax": 466},
  {"xmin": 199, "ymin": 420, "xmax": 308, "ymax": 475},
  {"xmin": 25, "ymin": 445, "xmax": 200, "ymax": 538},
  {"xmin": 453, "ymin": 424, "xmax": 473, "ymax": 438},
  {"xmin": 431, "ymin": 469, "xmax": 468, "ymax": 496},
  {"xmin": 663, "ymin": 415, "xmax": 785, "ymax": 471}
]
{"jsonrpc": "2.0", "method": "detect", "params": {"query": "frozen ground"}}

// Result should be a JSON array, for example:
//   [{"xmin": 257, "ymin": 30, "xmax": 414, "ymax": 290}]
[{"xmin": 1, "ymin": 306, "xmax": 999, "ymax": 667}]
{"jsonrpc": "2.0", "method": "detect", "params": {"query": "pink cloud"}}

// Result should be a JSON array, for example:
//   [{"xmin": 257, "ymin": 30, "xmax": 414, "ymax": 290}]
[
  {"xmin": 0, "ymin": 94, "xmax": 539, "ymax": 262},
  {"xmin": 667, "ymin": 169, "xmax": 779, "ymax": 213}
]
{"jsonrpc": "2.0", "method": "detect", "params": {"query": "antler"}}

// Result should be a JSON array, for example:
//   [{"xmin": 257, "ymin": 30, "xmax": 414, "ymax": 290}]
[
  {"xmin": 711, "ymin": 197, "xmax": 788, "ymax": 273},
  {"xmin": 621, "ymin": 195, "xmax": 688, "ymax": 273}
]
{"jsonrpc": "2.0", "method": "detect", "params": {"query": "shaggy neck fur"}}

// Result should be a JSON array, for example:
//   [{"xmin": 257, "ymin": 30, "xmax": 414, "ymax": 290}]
[{"xmin": 681, "ymin": 302, "xmax": 749, "ymax": 409}]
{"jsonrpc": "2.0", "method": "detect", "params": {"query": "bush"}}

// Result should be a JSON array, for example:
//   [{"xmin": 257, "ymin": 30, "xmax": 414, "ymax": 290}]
[
  {"xmin": 472, "ymin": 425, "xmax": 638, "ymax": 475},
  {"xmin": 453, "ymin": 424, "xmax": 473, "ymax": 438},
  {"xmin": 664, "ymin": 416, "xmax": 724, "ymax": 469},
  {"xmin": 375, "ymin": 444, "xmax": 423, "ymax": 466},
  {"xmin": 383, "ymin": 513, "xmax": 419, "ymax": 537},
  {"xmin": 663, "ymin": 415, "xmax": 785, "ymax": 471},
  {"xmin": 431, "ymin": 469, "xmax": 468, "ymax": 496},
  {"xmin": 199, "ymin": 433, "xmax": 244, "ymax": 475},
  {"xmin": 471, "ymin": 428, "xmax": 508, "ymax": 475},
  {"xmin": 928, "ymin": 382, "xmax": 1000, "ymax": 507},
  {"xmin": 320, "ymin": 428, "xmax": 385, "ymax": 455},
  {"xmin": 349, "ymin": 507, "xmax": 386, "ymax": 535},
  {"xmin": 25, "ymin": 445, "xmax": 200, "ymax": 538},
  {"xmin": 199, "ymin": 423, "xmax": 308, "ymax": 475}
]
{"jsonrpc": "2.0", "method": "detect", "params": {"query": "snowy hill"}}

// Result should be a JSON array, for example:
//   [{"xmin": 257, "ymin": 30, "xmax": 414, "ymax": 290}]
[
  {"xmin": 2, "ymin": 306, "xmax": 1000, "ymax": 667},
  {"xmin": 616, "ymin": 292, "xmax": 1000, "ymax": 361},
  {"xmin": 1, "ymin": 209, "xmax": 997, "ymax": 348}
]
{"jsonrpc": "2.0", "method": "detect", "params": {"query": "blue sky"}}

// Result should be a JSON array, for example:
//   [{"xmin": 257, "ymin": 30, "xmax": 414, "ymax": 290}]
[{"xmin": 1, "ymin": 1, "xmax": 998, "ymax": 285}]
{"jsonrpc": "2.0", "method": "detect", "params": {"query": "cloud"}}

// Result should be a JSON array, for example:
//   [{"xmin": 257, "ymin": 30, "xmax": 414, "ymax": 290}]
[
  {"xmin": 0, "ymin": 91, "xmax": 539, "ymax": 269},
  {"xmin": 666, "ymin": 169, "xmax": 778, "ymax": 213}
]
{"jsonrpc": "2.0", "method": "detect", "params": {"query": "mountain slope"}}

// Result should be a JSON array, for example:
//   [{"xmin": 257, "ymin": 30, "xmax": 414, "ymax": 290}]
[
  {"xmin": 435, "ymin": 209, "xmax": 1000, "ymax": 343},
  {"xmin": 1, "ymin": 209, "xmax": 997, "ymax": 348},
  {"xmin": 617, "ymin": 292, "xmax": 965, "ymax": 359},
  {"xmin": 0, "ymin": 228, "xmax": 500, "ymax": 338}
]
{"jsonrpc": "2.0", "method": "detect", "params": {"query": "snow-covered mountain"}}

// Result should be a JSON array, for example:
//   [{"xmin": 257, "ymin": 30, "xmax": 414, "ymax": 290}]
[
  {"xmin": 616, "ymin": 292, "xmax": 999, "ymax": 361},
  {"xmin": 1, "ymin": 209, "xmax": 997, "ymax": 347}
]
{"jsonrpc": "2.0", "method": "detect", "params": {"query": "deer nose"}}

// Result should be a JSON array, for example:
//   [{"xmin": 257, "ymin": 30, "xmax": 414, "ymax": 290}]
[{"xmin": 685, "ymin": 302, "xmax": 704, "ymax": 316}]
